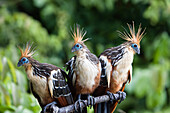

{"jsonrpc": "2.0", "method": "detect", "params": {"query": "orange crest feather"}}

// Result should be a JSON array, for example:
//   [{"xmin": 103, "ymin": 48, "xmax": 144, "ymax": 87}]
[
  {"xmin": 118, "ymin": 21, "xmax": 146, "ymax": 46},
  {"xmin": 71, "ymin": 25, "xmax": 88, "ymax": 45},
  {"xmin": 18, "ymin": 42, "xmax": 35, "ymax": 60}
]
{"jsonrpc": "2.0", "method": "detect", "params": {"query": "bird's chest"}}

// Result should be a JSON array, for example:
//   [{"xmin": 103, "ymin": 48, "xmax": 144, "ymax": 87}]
[
  {"xmin": 74, "ymin": 56, "xmax": 98, "ymax": 89},
  {"xmin": 26, "ymin": 69, "xmax": 53, "ymax": 106},
  {"xmin": 112, "ymin": 51, "xmax": 133, "ymax": 84}
]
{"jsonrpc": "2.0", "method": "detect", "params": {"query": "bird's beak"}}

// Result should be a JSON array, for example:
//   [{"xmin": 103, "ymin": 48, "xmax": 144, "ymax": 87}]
[
  {"xmin": 71, "ymin": 46, "xmax": 76, "ymax": 52},
  {"xmin": 17, "ymin": 61, "xmax": 22, "ymax": 67},
  {"xmin": 137, "ymin": 48, "xmax": 140, "ymax": 54}
]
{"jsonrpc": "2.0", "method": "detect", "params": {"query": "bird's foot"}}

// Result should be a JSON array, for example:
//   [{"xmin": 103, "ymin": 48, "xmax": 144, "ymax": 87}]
[
  {"xmin": 74, "ymin": 99, "xmax": 86, "ymax": 113},
  {"xmin": 43, "ymin": 101, "xmax": 58, "ymax": 113},
  {"xmin": 106, "ymin": 91, "xmax": 116, "ymax": 104},
  {"xmin": 87, "ymin": 95, "xmax": 95, "ymax": 109},
  {"xmin": 117, "ymin": 91, "xmax": 126, "ymax": 104}
]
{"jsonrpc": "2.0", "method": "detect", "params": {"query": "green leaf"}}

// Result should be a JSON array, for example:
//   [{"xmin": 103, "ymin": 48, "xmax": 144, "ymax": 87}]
[
  {"xmin": 1, "ymin": 57, "xmax": 8, "ymax": 81},
  {"xmin": 146, "ymin": 90, "xmax": 166, "ymax": 109},
  {"xmin": 0, "ymin": 81, "xmax": 11, "ymax": 106},
  {"xmin": 11, "ymin": 83, "xmax": 21, "ymax": 106},
  {"xmin": 20, "ymin": 93, "xmax": 40, "ymax": 112},
  {"xmin": 0, "ymin": 56, "xmax": 2, "ymax": 73},
  {"xmin": 0, "ymin": 105, "xmax": 15, "ymax": 112},
  {"xmin": 133, "ymin": 68, "xmax": 151, "ymax": 98},
  {"xmin": 153, "ymin": 32, "xmax": 170, "ymax": 63},
  {"xmin": 15, "ymin": 70, "xmax": 28, "ymax": 92},
  {"xmin": 7, "ymin": 58, "xmax": 17, "ymax": 83},
  {"xmin": 33, "ymin": 0, "xmax": 47, "ymax": 8},
  {"xmin": 143, "ymin": 1, "xmax": 166, "ymax": 25}
]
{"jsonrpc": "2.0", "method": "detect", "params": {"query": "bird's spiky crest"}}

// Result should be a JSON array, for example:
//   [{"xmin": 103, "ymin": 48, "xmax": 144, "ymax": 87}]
[
  {"xmin": 71, "ymin": 25, "xmax": 88, "ymax": 45},
  {"xmin": 117, "ymin": 21, "xmax": 146, "ymax": 46},
  {"xmin": 18, "ymin": 42, "xmax": 36, "ymax": 60}
]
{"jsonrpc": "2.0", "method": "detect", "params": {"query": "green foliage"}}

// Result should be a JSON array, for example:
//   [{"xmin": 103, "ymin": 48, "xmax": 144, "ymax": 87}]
[
  {"xmin": 0, "ymin": 55, "xmax": 41, "ymax": 113},
  {"xmin": 126, "ymin": 32, "xmax": 170, "ymax": 112},
  {"xmin": 0, "ymin": 0, "xmax": 170, "ymax": 112},
  {"xmin": 143, "ymin": 0, "xmax": 169, "ymax": 25}
]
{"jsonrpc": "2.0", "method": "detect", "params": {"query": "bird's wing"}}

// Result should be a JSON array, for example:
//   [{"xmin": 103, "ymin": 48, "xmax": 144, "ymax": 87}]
[
  {"xmin": 99, "ymin": 45, "xmax": 126, "ymax": 87},
  {"xmin": 86, "ymin": 51, "xmax": 99, "ymax": 65},
  {"xmin": 65, "ymin": 56, "xmax": 76, "ymax": 82},
  {"xmin": 65, "ymin": 56, "xmax": 76, "ymax": 98},
  {"xmin": 48, "ymin": 69, "xmax": 74, "ymax": 106},
  {"xmin": 99, "ymin": 45, "xmax": 126, "ymax": 66},
  {"xmin": 94, "ymin": 45, "xmax": 127, "ymax": 113},
  {"xmin": 34, "ymin": 63, "xmax": 74, "ymax": 106}
]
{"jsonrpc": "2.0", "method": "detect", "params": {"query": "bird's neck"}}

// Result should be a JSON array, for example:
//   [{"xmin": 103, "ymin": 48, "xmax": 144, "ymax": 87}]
[
  {"xmin": 123, "ymin": 42, "xmax": 136, "ymax": 55},
  {"xmin": 127, "ymin": 46, "xmax": 136, "ymax": 55},
  {"xmin": 23, "ymin": 58, "xmax": 42, "ymax": 80},
  {"xmin": 23, "ymin": 64, "xmax": 34, "ymax": 80},
  {"xmin": 24, "ymin": 63, "xmax": 32, "ymax": 72},
  {"xmin": 75, "ymin": 49, "xmax": 87, "ymax": 57}
]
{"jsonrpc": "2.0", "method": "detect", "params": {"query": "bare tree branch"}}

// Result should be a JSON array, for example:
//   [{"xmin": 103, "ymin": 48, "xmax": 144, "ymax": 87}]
[{"xmin": 46, "ymin": 93, "xmax": 123, "ymax": 113}]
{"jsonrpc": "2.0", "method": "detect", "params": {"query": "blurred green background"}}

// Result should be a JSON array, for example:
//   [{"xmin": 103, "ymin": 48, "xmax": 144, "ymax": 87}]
[{"xmin": 0, "ymin": 0, "xmax": 170, "ymax": 113}]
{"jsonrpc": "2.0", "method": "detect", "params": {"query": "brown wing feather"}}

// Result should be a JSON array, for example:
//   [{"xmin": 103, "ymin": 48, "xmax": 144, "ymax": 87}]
[
  {"xmin": 65, "ymin": 56, "xmax": 77, "ymax": 99},
  {"xmin": 86, "ymin": 50, "xmax": 99, "ymax": 65},
  {"xmin": 29, "ymin": 58, "xmax": 74, "ymax": 107},
  {"xmin": 99, "ymin": 44, "xmax": 126, "ymax": 67},
  {"xmin": 57, "ymin": 97, "xmax": 68, "ymax": 106},
  {"xmin": 50, "ymin": 69, "xmax": 74, "ymax": 106}
]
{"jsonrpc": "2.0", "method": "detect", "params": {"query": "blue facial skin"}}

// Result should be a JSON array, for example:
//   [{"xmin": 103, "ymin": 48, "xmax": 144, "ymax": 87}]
[
  {"xmin": 131, "ymin": 43, "xmax": 140, "ymax": 54},
  {"xmin": 17, "ymin": 57, "xmax": 29, "ymax": 67},
  {"xmin": 71, "ymin": 43, "xmax": 83, "ymax": 52}
]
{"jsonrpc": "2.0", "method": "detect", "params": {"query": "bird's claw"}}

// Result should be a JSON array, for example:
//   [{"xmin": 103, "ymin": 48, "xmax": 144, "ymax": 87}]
[
  {"xmin": 87, "ymin": 95, "xmax": 95, "ymax": 108},
  {"xmin": 106, "ymin": 91, "xmax": 116, "ymax": 104},
  {"xmin": 117, "ymin": 91, "xmax": 126, "ymax": 104},
  {"xmin": 74, "ymin": 99, "xmax": 86, "ymax": 113},
  {"xmin": 43, "ymin": 101, "xmax": 58, "ymax": 113}
]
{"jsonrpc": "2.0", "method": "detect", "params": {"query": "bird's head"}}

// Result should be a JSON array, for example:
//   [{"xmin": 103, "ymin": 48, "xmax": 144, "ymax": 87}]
[
  {"xmin": 118, "ymin": 21, "xmax": 146, "ymax": 54},
  {"xmin": 71, "ymin": 25, "xmax": 88, "ymax": 53},
  {"xmin": 131, "ymin": 43, "xmax": 140, "ymax": 54},
  {"xmin": 71, "ymin": 43, "xmax": 83, "ymax": 52},
  {"xmin": 17, "ymin": 57, "xmax": 30, "ymax": 67},
  {"xmin": 17, "ymin": 43, "xmax": 35, "ymax": 67}
]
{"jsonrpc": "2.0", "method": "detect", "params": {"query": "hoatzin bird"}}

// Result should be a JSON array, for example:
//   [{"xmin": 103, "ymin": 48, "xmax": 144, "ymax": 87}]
[
  {"xmin": 17, "ymin": 43, "xmax": 74, "ymax": 113},
  {"xmin": 65, "ymin": 25, "xmax": 101, "ymax": 112},
  {"xmin": 94, "ymin": 22, "xmax": 145, "ymax": 113}
]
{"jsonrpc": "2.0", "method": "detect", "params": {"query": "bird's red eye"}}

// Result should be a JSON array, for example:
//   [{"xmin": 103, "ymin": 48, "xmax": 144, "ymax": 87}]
[
  {"xmin": 22, "ymin": 58, "xmax": 26, "ymax": 61},
  {"xmin": 134, "ymin": 44, "xmax": 137, "ymax": 47},
  {"xmin": 76, "ymin": 44, "xmax": 79, "ymax": 47}
]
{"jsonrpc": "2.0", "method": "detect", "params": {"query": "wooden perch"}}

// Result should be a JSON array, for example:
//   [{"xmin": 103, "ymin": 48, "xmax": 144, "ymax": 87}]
[{"xmin": 46, "ymin": 93, "xmax": 123, "ymax": 113}]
